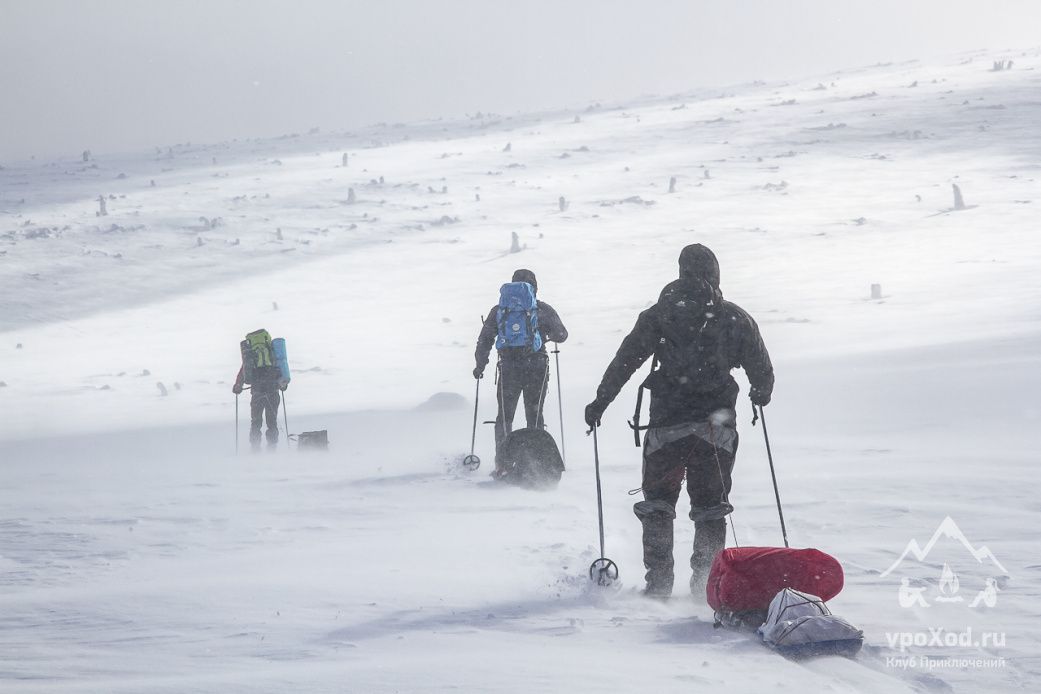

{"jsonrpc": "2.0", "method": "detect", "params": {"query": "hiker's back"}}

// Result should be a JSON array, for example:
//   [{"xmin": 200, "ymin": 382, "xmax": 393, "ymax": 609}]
[
  {"xmin": 495, "ymin": 281, "xmax": 543, "ymax": 354},
  {"xmin": 583, "ymin": 243, "xmax": 776, "ymax": 601},
  {"xmin": 653, "ymin": 279, "xmax": 733, "ymax": 397}
]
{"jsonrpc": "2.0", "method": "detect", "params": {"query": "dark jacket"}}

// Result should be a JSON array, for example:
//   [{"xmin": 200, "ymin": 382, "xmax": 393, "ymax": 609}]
[
  {"xmin": 233, "ymin": 364, "xmax": 283, "ymax": 393},
  {"xmin": 593, "ymin": 247, "xmax": 772, "ymax": 426},
  {"xmin": 475, "ymin": 300, "xmax": 568, "ymax": 370}
]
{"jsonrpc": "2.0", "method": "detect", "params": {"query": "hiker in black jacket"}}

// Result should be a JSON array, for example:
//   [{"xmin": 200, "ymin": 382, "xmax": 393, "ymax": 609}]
[
  {"xmin": 584, "ymin": 244, "xmax": 774, "ymax": 598},
  {"xmin": 474, "ymin": 269, "xmax": 568, "ymax": 475}
]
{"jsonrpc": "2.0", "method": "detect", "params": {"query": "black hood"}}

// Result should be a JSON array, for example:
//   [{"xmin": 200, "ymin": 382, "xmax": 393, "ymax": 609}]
[
  {"xmin": 678, "ymin": 244, "xmax": 720, "ymax": 290},
  {"xmin": 658, "ymin": 277, "xmax": 720, "ymax": 310},
  {"xmin": 512, "ymin": 268, "xmax": 537, "ymax": 293}
]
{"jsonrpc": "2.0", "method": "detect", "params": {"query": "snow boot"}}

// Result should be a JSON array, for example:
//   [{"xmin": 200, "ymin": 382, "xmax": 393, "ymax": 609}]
[
  {"xmin": 634, "ymin": 500, "xmax": 677, "ymax": 599},
  {"xmin": 689, "ymin": 518, "xmax": 727, "ymax": 597}
]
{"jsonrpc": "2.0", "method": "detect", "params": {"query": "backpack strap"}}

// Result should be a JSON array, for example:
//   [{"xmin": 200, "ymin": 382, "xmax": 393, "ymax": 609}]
[{"xmin": 627, "ymin": 355, "xmax": 659, "ymax": 447}]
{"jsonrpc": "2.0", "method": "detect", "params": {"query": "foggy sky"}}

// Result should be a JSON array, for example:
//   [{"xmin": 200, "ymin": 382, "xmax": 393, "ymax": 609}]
[{"xmin": 1, "ymin": 0, "xmax": 1038, "ymax": 162}]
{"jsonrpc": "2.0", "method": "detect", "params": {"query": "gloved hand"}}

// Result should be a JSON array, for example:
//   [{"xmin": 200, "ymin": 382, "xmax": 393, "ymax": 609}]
[
  {"xmin": 749, "ymin": 387, "xmax": 771, "ymax": 407},
  {"xmin": 279, "ymin": 381, "xmax": 288, "ymax": 392},
  {"xmin": 585, "ymin": 399, "xmax": 607, "ymax": 428},
  {"xmin": 473, "ymin": 366, "xmax": 484, "ymax": 380},
  {"xmin": 232, "ymin": 384, "xmax": 243, "ymax": 395}
]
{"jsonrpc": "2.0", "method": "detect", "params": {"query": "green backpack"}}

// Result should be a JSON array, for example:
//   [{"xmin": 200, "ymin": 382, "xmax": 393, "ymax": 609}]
[{"xmin": 240, "ymin": 329, "xmax": 276, "ymax": 384}]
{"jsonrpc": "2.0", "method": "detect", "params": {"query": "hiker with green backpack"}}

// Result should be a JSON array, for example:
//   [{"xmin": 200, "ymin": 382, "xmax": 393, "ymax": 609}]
[{"xmin": 233, "ymin": 329, "xmax": 290, "ymax": 451}]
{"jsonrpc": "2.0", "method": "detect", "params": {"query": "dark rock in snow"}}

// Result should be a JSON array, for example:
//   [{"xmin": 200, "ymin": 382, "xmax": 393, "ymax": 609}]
[{"xmin": 415, "ymin": 392, "xmax": 467, "ymax": 412}]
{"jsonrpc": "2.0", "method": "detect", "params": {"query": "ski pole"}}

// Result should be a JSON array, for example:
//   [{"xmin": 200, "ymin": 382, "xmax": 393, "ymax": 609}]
[
  {"xmin": 552, "ymin": 344, "xmax": 566, "ymax": 465},
  {"xmin": 588, "ymin": 425, "xmax": 618, "ymax": 585},
  {"xmin": 462, "ymin": 376, "xmax": 481, "ymax": 470},
  {"xmin": 593, "ymin": 427, "xmax": 605, "ymax": 558},
  {"xmin": 235, "ymin": 392, "xmax": 239, "ymax": 455},
  {"xmin": 757, "ymin": 405, "xmax": 789, "ymax": 548},
  {"xmin": 282, "ymin": 391, "xmax": 290, "ymax": 450}
]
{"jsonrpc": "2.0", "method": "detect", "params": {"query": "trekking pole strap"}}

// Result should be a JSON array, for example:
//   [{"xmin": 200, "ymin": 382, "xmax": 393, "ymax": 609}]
[{"xmin": 758, "ymin": 405, "xmax": 789, "ymax": 548}]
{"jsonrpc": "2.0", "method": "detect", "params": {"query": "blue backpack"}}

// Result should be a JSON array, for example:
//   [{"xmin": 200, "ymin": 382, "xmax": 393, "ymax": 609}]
[{"xmin": 495, "ymin": 282, "xmax": 543, "ymax": 351}]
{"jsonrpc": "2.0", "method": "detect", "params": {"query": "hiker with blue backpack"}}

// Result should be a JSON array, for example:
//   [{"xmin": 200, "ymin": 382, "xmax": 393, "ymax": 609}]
[{"xmin": 474, "ymin": 269, "xmax": 568, "ymax": 477}]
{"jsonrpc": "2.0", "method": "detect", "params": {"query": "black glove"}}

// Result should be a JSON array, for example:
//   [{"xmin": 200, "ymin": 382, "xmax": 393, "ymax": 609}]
[
  {"xmin": 585, "ymin": 399, "xmax": 606, "ymax": 428},
  {"xmin": 473, "ymin": 366, "xmax": 484, "ymax": 380},
  {"xmin": 749, "ymin": 387, "xmax": 771, "ymax": 407},
  {"xmin": 232, "ymin": 384, "xmax": 243, "ymax": 395}
]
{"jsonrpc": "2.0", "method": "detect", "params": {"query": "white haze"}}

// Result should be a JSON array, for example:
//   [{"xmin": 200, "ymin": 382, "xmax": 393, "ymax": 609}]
[{"xmin": 2, "ymin": 0, "xmax": 1040, "ymax": 161}]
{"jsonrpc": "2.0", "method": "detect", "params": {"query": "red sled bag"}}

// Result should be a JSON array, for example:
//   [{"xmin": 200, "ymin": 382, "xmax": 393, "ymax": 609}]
[{"xmin": 707, "ymin": 547, "xmax": 844, "ymax": 614}]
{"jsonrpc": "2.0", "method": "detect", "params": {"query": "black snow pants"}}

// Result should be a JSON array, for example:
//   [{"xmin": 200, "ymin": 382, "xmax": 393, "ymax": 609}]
[
  {"xmin": 634, "ymin": 416, "xmax": 737, "ymax": 598},
  {"xmin": 250, "ymin": 388, "xmax": 281, "ymax": 449},
  {"xmin": 493, "ymin": 353, "xmax": 550, "ymax": 468}
]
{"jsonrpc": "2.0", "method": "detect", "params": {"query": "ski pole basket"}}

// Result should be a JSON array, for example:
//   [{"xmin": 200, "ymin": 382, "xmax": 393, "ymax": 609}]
[{"xmin": 589, "ymin": 557, "xmax": 619, "ymax": 586}]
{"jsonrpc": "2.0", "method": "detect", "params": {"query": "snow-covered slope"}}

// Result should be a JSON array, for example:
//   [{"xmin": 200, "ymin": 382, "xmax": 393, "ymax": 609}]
[{"xmin": 1, "ymin": 49, "xmax": 1039, "ymax": 692}]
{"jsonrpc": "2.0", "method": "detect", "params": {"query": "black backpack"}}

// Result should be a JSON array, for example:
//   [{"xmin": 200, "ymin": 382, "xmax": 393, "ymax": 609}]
[
  {"xmin": 628, "ymin": 278, "xmax": 730, "ymax": 445},
  {"xmin": 497, "ymin": 428, "xmax": 564, "ymax": 489},
  {"xmin": 654, "ymin": 278, "xmax": 730, "ymax": 394}
]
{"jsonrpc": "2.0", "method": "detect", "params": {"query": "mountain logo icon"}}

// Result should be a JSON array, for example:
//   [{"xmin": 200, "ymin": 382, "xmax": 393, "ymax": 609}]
[
  {"xmin": 882, "ymin": 516, "xmax": 1008, "ymax": 610},
  {"xmin": 881, "ymin": 516, "xmax": 1008, "ymax": 578}
]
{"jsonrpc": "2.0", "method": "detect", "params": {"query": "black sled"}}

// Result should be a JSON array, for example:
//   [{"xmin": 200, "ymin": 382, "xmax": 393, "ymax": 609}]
[{"xmin": 496, "ymin": 428, "xmax": 564, "ymax": 489}]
